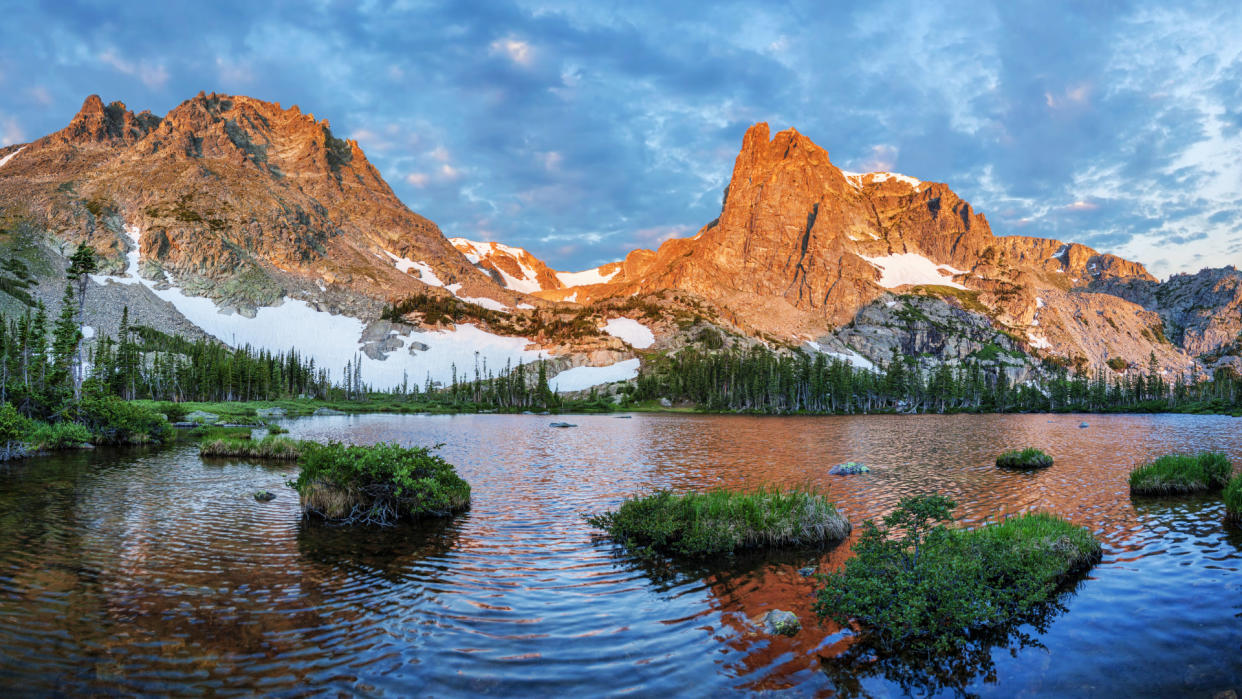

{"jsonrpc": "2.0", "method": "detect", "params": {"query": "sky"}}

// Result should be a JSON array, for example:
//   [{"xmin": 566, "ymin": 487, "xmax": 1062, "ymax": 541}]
[{"xmin": 2, "ymin": 1, "xmax": 1241, "ymax": 278}]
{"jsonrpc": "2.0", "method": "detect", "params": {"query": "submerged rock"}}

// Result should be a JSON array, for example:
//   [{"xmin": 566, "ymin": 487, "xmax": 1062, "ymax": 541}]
[
  {"xmin": 762, "ymin": 610, "xmax": 801, "ymax": 636},
  {"xmin": 1079, "ymin": 422, "xmax": 1089, "ymax": 428},
  {"xmin": 829, "ymin": 461, "xmax": 870, "ymax": 475},
  {"xmin": 253, "ymin": 490, "xmax": 276, "ymax": 502},
  {"xmin": 550, "ymin": 422, "xmax": 577, "ymax": 428},
  {"xmin": 313, "ymin": 408, "xmax": 345, "ymax": 416}
]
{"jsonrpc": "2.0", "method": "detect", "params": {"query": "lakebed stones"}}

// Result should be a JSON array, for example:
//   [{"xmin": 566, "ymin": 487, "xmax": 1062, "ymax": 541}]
[
  {"xmin": 762, "ymin": 610, "xmax": 801, "ymax": 637},
  {"xmin": 829, "ymin": 461, "xmax": 870, "ymax": 475}
]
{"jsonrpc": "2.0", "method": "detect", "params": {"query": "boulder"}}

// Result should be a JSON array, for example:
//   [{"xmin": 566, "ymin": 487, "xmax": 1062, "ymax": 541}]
[
  {"xmin": 550, "ymin": 422, "xmax": 577, "ymax": 428},
  {"xmin": 797, "ymin": 566, "xmax": 816, "ymax": 577},
  {"xmin": 313, "ymin": 408, "xmax": 345, "ymax": 416},
  {"xmin": 762, "ymin": 610, "xmax": 801, "ymax": 637},
  {"xmin": 256, "ymin": 407, "xmax": 286, "ymax": 418},
  {"xmin": 185, "ymin": 410, "xmax": 220, "ymax": 424},
  {"xmin": 829, "ymin": 461, "xmax": 870, "ymax": 475},
  {"xmin": 1079, "ymin": 422, "xmax": 1089, "ymax": 428},
  {"xmin": 253, "ymin": 490, "xmax": 276, "ymax": 502},
  {"xmin": 659, "ymin": 397, "xmax": 673, "ymax": 408}
]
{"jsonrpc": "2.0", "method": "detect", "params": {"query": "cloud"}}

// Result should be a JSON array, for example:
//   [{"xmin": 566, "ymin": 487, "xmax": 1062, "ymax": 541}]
[
  {"xmin": 490, "ymin": 37, "xmax": 533, "ymax": 66},
  {"xmin": 98, "ymin": 48, "xmax": 169, "ymax": 89}
]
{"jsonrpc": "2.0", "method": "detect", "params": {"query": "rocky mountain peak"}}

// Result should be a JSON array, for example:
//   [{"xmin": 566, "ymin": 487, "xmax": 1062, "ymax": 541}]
[{"xmin": 49, "ymin": 94, "xmax": 160, "ymax": 146}]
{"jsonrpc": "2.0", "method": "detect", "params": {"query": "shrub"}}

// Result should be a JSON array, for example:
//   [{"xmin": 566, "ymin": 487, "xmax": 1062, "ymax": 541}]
[
  {"xmin": 996, "ymin": 447, "xmax": 1053, "ymax": 469},
  {"xmin": 289, "ymin": 442, "xmax": 471, "ymax": 525},
  {"xmin": 0, "ymin": 403, "xmax": 30, "ymax": 460},
  {"xmin": 1225, "ymin": 475, "xmax": 1242, "ymax": 526},
  {"xmin": 585, "ymin": 487, "xmax": 851, "ymax": 556},
  {"xmin": 814, "ymin": 495, "xmax": 1100, "ymax": 656},
  {"xmin": 74, "ymin": 396, "xmax": 174, "ymax": 445},
  {"xmin": 1129, "ymin": 452, "xmax": 1233, "ymax": 495},
  {"xmin": 28, "ymin": 421, "xmax": 93, "ymax": 450},
  {"xmin": 200, "ymin": 436, "xmax": 303, "ymax": 460},
  {"xmin": 155, "ymin": 401, "xmax": 189, "ymax": 423}
]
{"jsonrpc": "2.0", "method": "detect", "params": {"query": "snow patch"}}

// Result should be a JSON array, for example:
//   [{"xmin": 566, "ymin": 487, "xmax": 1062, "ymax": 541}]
[
  {"xmin": 0, "ymin": 146, "xmax": 25, "ymax": 170},
  {"xmin": 866, "ymin": 171, "xmax": 922, "ymax": 189},
  {"xmin": 564, "ymin": 291, "xmax": 578, "ymax": 303},
  {"xmin": 87, "ymin": 225, "xmax": 540, "ymax": 388},
  {"xmin": 860, "ymin": 253, "xmax": 968, "ymax": 290},
  {"xmin": 548, "ymin": 358, "xmax": 640, "ymax": 393},
  {"xmin": 602, "ymin": 318, "xmax": 654, "ymax": 348},
  {"xmin": 381, "ymin": 250, "xmax": 444, "ymax": 287},
  {"xmin": 556, "ymin": 266, "xmax": 619, "ymax": 287},
  {"xmin": 456, "ymin": 295, "xmax": 509, "ymax": 312},
  {"xmin": 449, "ymin": 238, "xmax": 544, "ymax": 293},
  {"xmin": 517, "ymin": 302, "xmax": 535, "ymax": 310},
  {"xmin": 1028, "ymin": 334, "xmax": 1052, "ymax": 350},
  {"xmin": 805, "ymin": 341, "xmax": 877, "ymax": 372},
  {"xmin": 82, "ymin": 325, "xmax": 95, "ymax": 339}
]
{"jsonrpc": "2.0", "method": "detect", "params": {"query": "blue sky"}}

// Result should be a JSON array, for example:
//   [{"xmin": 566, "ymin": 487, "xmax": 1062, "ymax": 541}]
[{"xmin": 3, "ymin": 1, "xmax": 1241, "ymax": 278}]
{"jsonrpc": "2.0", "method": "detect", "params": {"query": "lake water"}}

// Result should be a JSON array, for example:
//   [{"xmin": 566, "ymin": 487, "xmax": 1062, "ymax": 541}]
[{"xmin": 1, "ymin": 413, "xmax": 1240, "ymax": 696}]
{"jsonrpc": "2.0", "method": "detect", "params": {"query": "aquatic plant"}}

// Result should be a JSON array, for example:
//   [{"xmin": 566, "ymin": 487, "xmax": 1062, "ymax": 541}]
[
  {"xmin": 814, "ymin": 495, "xmax": 1100, "ymax": 657},
  {"xmin": 585, "ymin": 487, "xmax": 851, "ymax": 556},
  {"xmin": 290, "ymin": 442, "xmax": 471, "ymax": 525},
  {"xmin": 996, "ymin": 447, "xmax": 1053, "ymax": 469},
  {"xmin": 1225, "ymin": 474, "xmax": 1242, "ymax": 525},
  {"xmin": 1128, "ymin": 452, "xmax": 1232, "ymax": 495},
  {"xmin": 200, "ymin": 436, "xmax": 304, "ymax": 460}
]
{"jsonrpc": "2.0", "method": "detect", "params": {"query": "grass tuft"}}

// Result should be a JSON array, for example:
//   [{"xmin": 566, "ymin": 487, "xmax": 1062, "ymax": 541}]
[
  {"xmin": 1225, "ymin": 474, "xmax": 1242, "ymax": 526},
  {"xmin": 1128, "ymin": 452, "xmax": 1233, "ymax": 495},
  {"xmin": 200, "ymin": 436, "xmax": 304, "ymax": 460},
  {"xmin": 586, "ymin": 486, "xmax": 851, "ymax": 556},
  {"xmin": 996, "ymin": 447, "xmax": 1053, "ymax": 470}
]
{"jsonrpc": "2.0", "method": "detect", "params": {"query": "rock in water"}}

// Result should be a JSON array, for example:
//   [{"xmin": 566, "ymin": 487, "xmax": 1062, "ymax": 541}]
[
  {"xmin": 829, "ymin": 461, "xmax": 870, "ymax": 475},
  {"xmin": 256, "ymin": 407, "xmax": 286, "ymax": 418},
  {"xmin": 313, "ymin": 408, "xmax": 345, "ymax": 416},
  {"xmin": 1079, "ymin": 422, "xmax": 1089, "ymax": 428},
  {"xmin": 185, "ymin": 410, "xmax": 220, "ymax": 424},
  {"xmin": 762, "ymin": 610, "xmax": 801, "ymax": 636},
  {"xmin": 253, "ymin": 490, "xmax": 276, "ymax": 502},
  {"xmin": 549, "ymin": 422, "xmax": 577, "ymax": 428}
]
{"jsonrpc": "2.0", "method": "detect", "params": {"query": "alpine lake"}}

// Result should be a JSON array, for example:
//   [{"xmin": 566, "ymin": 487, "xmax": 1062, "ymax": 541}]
[{"xmin": 1, "ymin": 412, "xmax": 1240, "ymax": 696}]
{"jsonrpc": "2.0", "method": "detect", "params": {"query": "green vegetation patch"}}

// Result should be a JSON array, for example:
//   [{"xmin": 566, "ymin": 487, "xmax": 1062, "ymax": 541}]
[
  {"xmin": 72, "ymin": 396, "xmax": 174, "ymax": 445},
  {"xmin": 585, "ymin": 486, "xmax": 851, "ymax": 557},
  {"xmin": 1128, "ymin": 452, "xmax": 1232, "ymax": 495},
  {"xmin": 996, "ymin": 447, "xmax": 1053, "ymax": 470},
  {"xmin": 1106, "ymin": 357, "xmax": 1128, "ymax": 372},
  {"xmin": 1225, "ymin": 474, "xmax": 1242, "ymax": 525},
  {"xmin": 814, "ymin": 495, "xmax": 1100, "ymax": 656},
  {"xmin": 200, "ymin": 436, "xmax": 304, "ymax": 460},
  {"xmin": 290, "ymin": 442, "xmax": 471, "ymax": 525}
]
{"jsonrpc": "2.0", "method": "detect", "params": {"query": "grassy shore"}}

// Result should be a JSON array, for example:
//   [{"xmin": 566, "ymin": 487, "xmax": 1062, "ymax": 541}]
[
  {"xmin": 996, "ymin": 447, "xmax": 1053, "ymax": 470},
  {"xmin": 586, "ymin": 487, "xmax": 851, "ymax": 556},
  {"xmin": 815, "ymin": 495, "xmax": 1100, "ymax": 655},
  {"xmin": 1129, "ymin": 452, "xmax": 1233, "ymax": 495}
]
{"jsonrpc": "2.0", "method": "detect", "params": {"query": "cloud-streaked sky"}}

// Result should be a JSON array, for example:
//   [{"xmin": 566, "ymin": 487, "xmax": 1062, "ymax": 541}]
[{"xmin": 3, "ymin": 1, "xmax": 1242, "ymax": 278}]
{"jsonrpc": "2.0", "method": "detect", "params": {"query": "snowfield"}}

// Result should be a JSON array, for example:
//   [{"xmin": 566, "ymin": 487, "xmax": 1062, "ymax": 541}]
[
  {"xmin": 450, "ymin": 238, "xmax": 544, "ymax": 293},
  {"xmin": 381, "ymin": 250, "xmax": 445, "ymax": 287},
  {"xmin": 0, "ymin": 146, "xmax": 25, "ymax": 169},
  {"xmin": 860, "ymin": 253, "xmax": 968, "ymax": 290},
  {"xmin": 805, "ymin": 341, "xmax": 877, "ymax": 372},
  {"xmin": 602, "ymin": 318, "xmax": 654, "ymax": 348},
  {"xmin": 556, "ymin": 266, "xmax": 619, "ymax": 287},
  {"xmin": 548, "ymin": 358, "xmax": 640, "ymax": 393},
  {"xmin": 91, "ymin": 226, "xmax": 542, "ymax": 388}
]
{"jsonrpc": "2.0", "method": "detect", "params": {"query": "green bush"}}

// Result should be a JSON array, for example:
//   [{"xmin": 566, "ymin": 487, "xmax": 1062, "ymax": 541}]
[
  {"xmin": 586, "ymin": 487, "xmax": 851, "ymax": 556},
  {"xmin": 0, "ymin": 403, "xmax": 30, "ymax": 460},
  {"xmin": 74, "ymin": 396, "xmax": 174, "ymax": 445},
  {"xmin": 1225, "ymin": 475, "xmax": 1242, "ymax": 525},
  {"xmin": 200, "ymin": 436, "xmax": 303, "ymax": 460},
  {"xmin": 290, "ymin": 442, "xmax": 471, "ymax": 525},
  {"xmin": 996, "ymin": 447, "xmax": 1053, "ymax": 469},
  {"xmin": 814, "ymin": 495, "xmax": 1100, "ymax": 656},
  {"xmin": 154, "ymin": 401, "xmax": 188, "ymax": 423},
  {"xmin": 28, "ymin": 421, "xmax": 93, "ymax": 450},
  {"xmin": 1128, "ymin": 452, "xmax": 1232, "ymax": 495}
]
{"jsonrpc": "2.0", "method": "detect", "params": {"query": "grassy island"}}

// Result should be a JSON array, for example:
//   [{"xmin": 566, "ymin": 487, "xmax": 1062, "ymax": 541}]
[
  {"xmin": 996, "ymin": 447, "xmax": 1053, "ymax": 470},
  {"xmin": 1128, "ymin": 452, "xmax": 1232, "ymax": 495},
  {"xmin": 814, "ymin": 494, "xmax": 1101, "ymax": 655},
  {"xmin": 1225, "ymin": 475, "xmax": 1242, "ymax": 525},
  {"xmin": 199, "ymin": 435, "xmax": 305, "ymax": 460},
  {"xmin": 289, "ymin": 442, "xmax": 471, "ymax": 525},
  {"xmin": 585, "ymin": 487, "xmax": 851, "ymax": 557}
]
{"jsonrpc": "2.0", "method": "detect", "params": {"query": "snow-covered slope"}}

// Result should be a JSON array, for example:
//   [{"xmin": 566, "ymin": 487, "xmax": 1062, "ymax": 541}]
[{"xmin": 451, "ymin": 237, "xmax": 623, "ymax": 295}]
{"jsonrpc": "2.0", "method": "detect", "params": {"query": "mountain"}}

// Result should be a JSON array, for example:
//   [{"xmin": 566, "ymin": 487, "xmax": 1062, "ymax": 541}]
[
  {"xmin": 0, "ymin": 94, "xmax": 638, "ymax": 389},
  {"xmin": 466, "ymin": 123, "xmax": 1236, "ymax": 377},
  {"xmin": 450, "ymin": 237, "xmax": 623, "ymax": 296}
]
